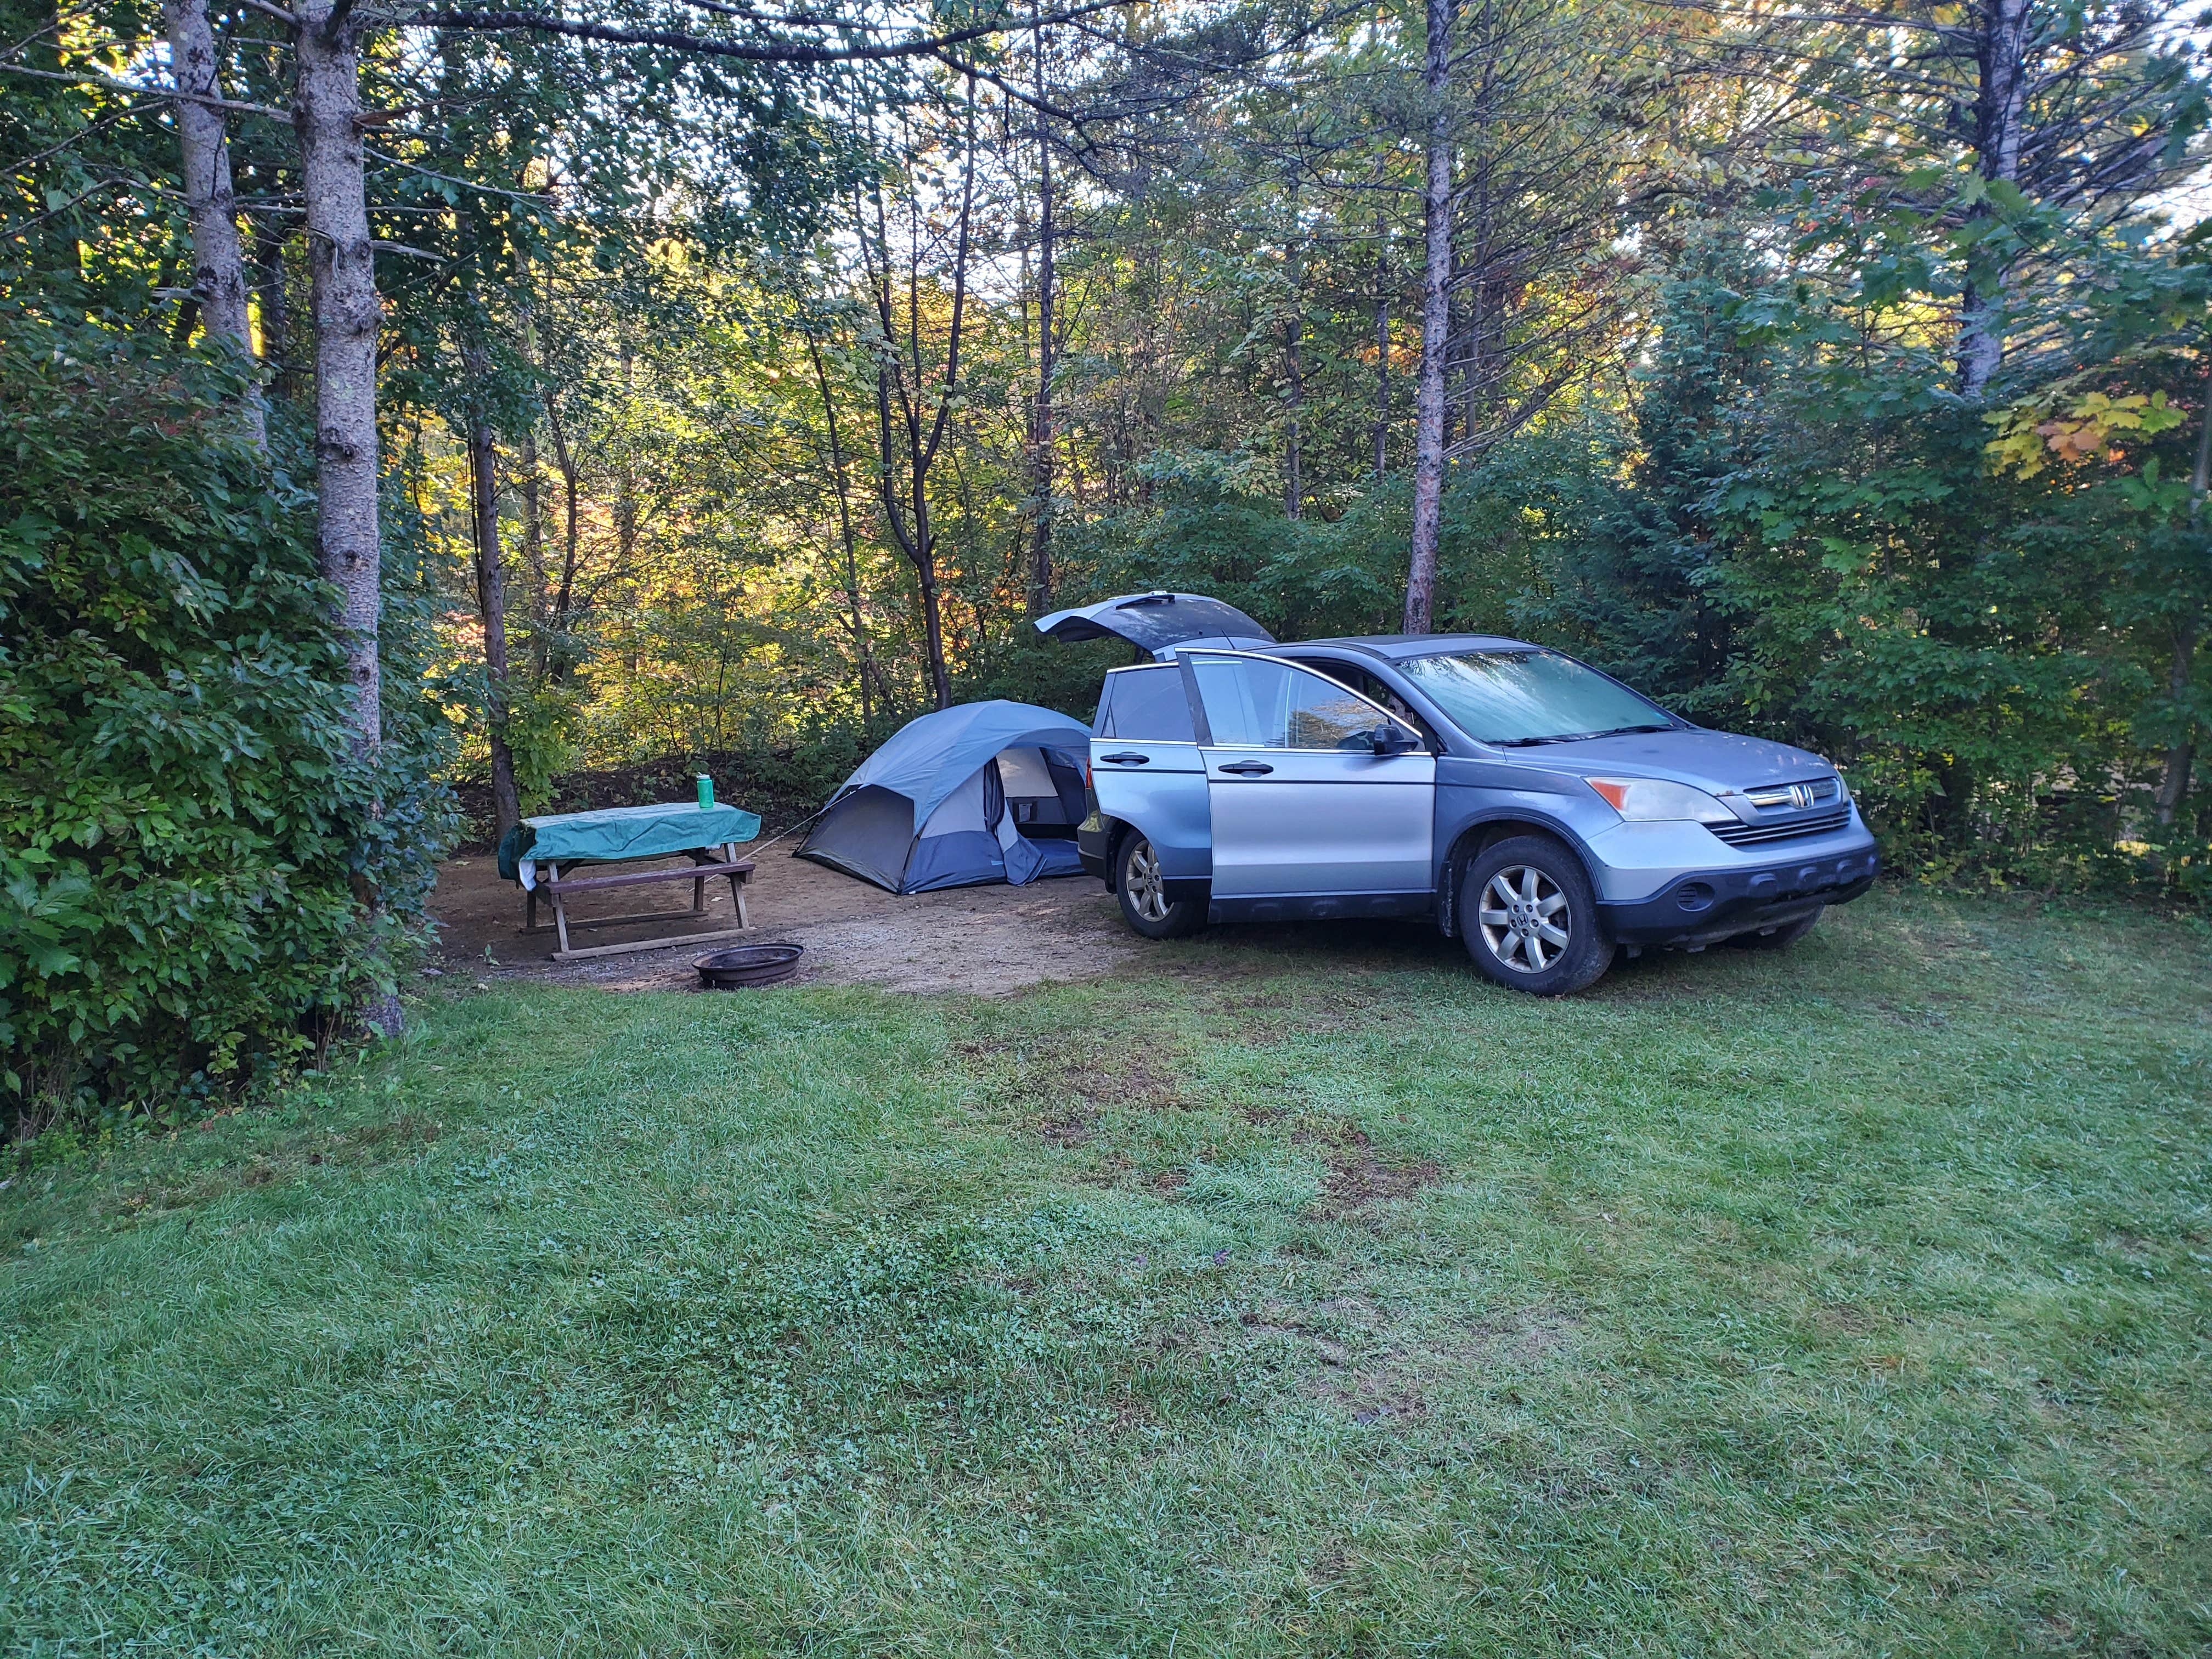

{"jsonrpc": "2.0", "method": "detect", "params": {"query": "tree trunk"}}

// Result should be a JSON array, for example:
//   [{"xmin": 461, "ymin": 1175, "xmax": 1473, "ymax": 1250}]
[
  {"xmin": 616, "ymin": 336, "xmax": 638, "ymax": 569},
  {"xmin": 164, "ymin": 0, "xmax": 263, "ymax": 446},
  {"xmin": 2159, "ymin": 359, "xmax": 2212, "ymax": 826},
  {"xmin": 517, "ymin": 424, "xmax": 546, "ymax": 672},
  {"xmin": 1404, "ymin": 0, "xmax": 1455, "ymax": 634},
  {"xmin": 1284, "ymin": 229, "xmax": 1303, "ymax": 521},
  {"xmin": 863, "ymin": 94, "xmax": 977, "ymax": 712},
  {"xmin": 808, "ymin": 335, "xmax": 880, "ymax": 731},
  {"xmin": 464, "ymin": 344, "xmax": 522, "ymax": 841},
  {"xmin": 543, "ymin": 393, "xmax": 583, "ymax": 685},
  {"xmin": 1374, "ymin": 247, "xmax": 1390, "ymax": 482},
  {"xmin": 1028, "ymin": 41, "xmax": 1057, "ymax": 614},
  {"xmin": 2154, "ymin": 625, "xmax": 2198, "ymax": 827},
  {"xmin": 294, "ymin": 0, "xmax": 393, "ymax": 1034},
  {"xmin": 901, "ymin": 390, "xmax": 953, "ymax": 710},
  {"xmin": 1957, "ymin": 0, "xmax": 2029, "ymax": 398},
  {"xmin": 251, "ymin": 222, "xmax": 294, "ymax": 402},
  {"xmin": 294, "ymin": 0, "xmax": 381, "ymax": 752}
]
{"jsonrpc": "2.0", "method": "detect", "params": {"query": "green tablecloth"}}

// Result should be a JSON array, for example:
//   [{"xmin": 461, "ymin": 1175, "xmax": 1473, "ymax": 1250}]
[{"xmin": 497, "ymin": 802, "xmax": 761, "ymax": 884}]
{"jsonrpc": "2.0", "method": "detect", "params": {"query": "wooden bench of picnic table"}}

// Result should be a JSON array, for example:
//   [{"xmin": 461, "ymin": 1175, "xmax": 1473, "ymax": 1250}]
[
  {"xmin": 526, "ymin": 849, "xmax": 756, "ymax": 961},
  {"xmin": 505, "ymin": 800, "xmax": 764, "ymax": 962}
]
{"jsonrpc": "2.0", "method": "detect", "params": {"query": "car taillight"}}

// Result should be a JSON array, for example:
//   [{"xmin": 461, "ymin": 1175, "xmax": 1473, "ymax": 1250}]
[{"xmin": 1084, "ymin": 760, "xmax": 1092, "ymax": 790}]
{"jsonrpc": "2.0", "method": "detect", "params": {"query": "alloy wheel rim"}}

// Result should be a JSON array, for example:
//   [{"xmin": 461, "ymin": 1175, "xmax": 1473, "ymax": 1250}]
[
  {"xmin": 1477, "ymin": 865, "xmax": 1570, "ymax": 974},
  {"xmin": 1127, "ymin": 840, "xmax": 1170, "ymax": 922}
]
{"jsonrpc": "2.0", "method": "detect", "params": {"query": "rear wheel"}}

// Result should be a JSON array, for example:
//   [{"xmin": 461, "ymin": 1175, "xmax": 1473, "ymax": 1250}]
[
  {"xmin": 1116, "ymin": 832, "xmax": 1206, "ymax": 940},
  {"xmin": 1728, "ymin": 907, "xmax": 1823, "ymax": 950},
  {"xmin": 1460, "ymin": 835, "xmax": 1614, "ymax": 996}
]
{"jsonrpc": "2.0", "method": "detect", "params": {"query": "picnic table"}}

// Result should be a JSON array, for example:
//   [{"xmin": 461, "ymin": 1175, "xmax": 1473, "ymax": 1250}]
[{"xmin": 496, "ymin": 801, "xmax": 763, "ymax": 962}]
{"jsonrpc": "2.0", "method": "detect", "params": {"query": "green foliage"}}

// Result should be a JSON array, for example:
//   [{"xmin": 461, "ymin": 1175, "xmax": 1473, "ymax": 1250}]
[{"xmin": 0, "ymin": 317, "xmax": 452, "ymax": 1135}]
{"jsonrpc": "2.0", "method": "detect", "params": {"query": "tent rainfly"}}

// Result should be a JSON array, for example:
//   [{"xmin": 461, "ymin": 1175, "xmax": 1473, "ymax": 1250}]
[{"xmin": 797, "ymin": 700, "xmax": 1092, "ymax": 893}]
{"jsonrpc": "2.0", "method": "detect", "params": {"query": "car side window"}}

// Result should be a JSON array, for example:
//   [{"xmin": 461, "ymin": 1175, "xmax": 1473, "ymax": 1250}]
[
  {"xmin": 1292, "ymin": 657, "xmax": 1438, "ymax": 746},
  {"xmin": 1350, "ymin": 669, "xmax": 1438, "ymax": 747},
  {"xmin": 1189, "ymin": 656, "xmax": 1391, "ymax": 751},
  {"xmin": 1101, "ymin": 665, "xmax": 1197, "ymax": 742}
]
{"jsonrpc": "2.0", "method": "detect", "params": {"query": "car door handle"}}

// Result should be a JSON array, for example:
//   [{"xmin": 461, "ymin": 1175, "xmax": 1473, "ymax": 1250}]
[
  {"xmin": 1098, "ymin": 752, "xmax": 1150, "ymax": 765},
  {"xmin": 1216, "ymin": 760, "xmax": 1274, "ymax": 775}
]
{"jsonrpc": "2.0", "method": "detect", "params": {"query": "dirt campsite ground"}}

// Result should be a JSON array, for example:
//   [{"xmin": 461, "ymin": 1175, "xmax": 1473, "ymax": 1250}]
[
  {"xmin": 427, "ymin": 841, "xmax": 1150, "ymax": 995},
  {"xmin": 428, "ymin": 840, "xmax": 1471, "ymax": 995}
]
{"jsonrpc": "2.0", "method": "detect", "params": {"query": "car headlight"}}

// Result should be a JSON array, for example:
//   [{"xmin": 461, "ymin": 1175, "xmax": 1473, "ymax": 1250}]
[{"xmin": 1587, "ymin": 776, "xmax": 1737, "ymax": 825}]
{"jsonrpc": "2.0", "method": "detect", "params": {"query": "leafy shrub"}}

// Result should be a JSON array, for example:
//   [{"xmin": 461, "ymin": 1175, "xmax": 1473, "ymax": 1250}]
[{"xmin": 0, "ymin": 317, "xmax": 450, "ymax": 1136}]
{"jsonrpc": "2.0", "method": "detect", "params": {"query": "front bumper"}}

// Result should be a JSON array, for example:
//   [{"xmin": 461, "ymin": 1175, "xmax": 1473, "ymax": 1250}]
[{"xmin": 1596, "ymin": 844, "xmax": 1881, "ymax": 947}]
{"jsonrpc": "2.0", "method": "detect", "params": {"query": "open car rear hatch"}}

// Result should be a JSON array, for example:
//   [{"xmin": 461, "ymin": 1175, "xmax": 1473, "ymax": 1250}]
[{"xmin": 1034, "ymin": 591, "xmax": 1275, "ymax": 660}]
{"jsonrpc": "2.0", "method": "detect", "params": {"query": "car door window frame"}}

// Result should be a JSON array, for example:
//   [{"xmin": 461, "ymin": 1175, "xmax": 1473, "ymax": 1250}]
[{"xmin": 1177, "ymin": 650, "xmax": 1423, "ymax": 753}]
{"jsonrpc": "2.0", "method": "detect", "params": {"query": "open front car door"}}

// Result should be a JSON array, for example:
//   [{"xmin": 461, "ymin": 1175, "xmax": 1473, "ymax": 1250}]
[{"xmin": 1180, "ymin": 650, "xmax": 1436, "ymax": 920}]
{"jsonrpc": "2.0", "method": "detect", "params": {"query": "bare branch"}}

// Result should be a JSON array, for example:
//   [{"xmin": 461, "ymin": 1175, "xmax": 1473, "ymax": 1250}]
[
  {"xmin": 402, "ymin": 0, "xmax": 1129, "ymax": 65},
  {"xmin": 0, "ymin": 60, "xmax": 289, "ymax": 117}
]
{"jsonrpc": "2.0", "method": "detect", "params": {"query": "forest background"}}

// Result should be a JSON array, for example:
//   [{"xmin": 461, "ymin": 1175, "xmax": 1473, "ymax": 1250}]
[{"xmin": 5, "ymin": 0, "xmax": 2211, "ymax": 1126}]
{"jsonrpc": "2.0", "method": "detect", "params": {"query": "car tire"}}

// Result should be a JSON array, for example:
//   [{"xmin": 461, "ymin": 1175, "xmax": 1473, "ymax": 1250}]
[
  {"xmin": 1460, "ymin": 835, "xmax": 1615, "ymax": 996},
  {"xmin": 1727, "ymin": 907, "xmax": 1823, "ymax": 950},
  {"xmin": 1116, "ymin": 832, "xmax": 1206, "ymax": 940}
]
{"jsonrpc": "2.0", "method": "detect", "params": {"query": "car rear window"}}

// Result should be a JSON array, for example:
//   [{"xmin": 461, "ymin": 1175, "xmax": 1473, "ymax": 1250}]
[{"xmin": 1099, "ymin": 666, "xmax": 1197, "ymax": 742}]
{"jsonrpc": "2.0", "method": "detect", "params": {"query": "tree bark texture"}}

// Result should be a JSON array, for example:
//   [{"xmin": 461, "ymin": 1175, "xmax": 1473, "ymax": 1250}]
[
  {"xmin": 294, "ymin": 0, "xmax": 382, "ymax": 752},
  {"xmin": 1404, "ymin": 0, "xmax": 1455, "ymax": 635},
  {"xmin": 1957, "ymin": 0, "xmax": 2029, "ymax": 397},
  {"xmin": 164, "ymin": 0, "xmax": 263, "ymax": 446}
]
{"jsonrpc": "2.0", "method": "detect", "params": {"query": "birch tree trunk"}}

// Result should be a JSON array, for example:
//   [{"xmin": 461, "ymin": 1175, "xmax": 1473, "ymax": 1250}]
[
  {"xmin": 164, "ymin": 0, "xmax": 263, "ymax": 447},
  {"xmin": 1404, "ymin": 0, "xmax": 1455, "ymax": 634},
  {"xmin": 294, "ymin": 0, "xmax": 382, "ymax": 753},
  {"xmin": 1956, "ymin": 0, "xmax": 2029, "ymax": 398}
]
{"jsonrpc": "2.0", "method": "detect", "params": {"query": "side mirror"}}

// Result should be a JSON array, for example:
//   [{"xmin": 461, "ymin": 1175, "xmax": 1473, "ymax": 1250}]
[{"xmin": 1370, "ymin": 724, "xmax": 1421, "ymax": 755}]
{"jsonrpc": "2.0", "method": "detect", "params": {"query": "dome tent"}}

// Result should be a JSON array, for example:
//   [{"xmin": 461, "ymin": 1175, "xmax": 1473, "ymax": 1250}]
[{"xmin": 797, "ymin": 700, "xmax": 1092, "ymax": 894}]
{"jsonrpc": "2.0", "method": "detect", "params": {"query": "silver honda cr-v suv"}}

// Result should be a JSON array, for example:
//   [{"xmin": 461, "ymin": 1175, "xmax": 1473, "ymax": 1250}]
[{"xmin": 1037, "ymin": 591, "xmax": 1879, "ymax": 995}]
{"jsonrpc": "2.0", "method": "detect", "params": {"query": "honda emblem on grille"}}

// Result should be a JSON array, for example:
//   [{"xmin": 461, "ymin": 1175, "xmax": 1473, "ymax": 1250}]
[{"xmin": 1788, "ymin": 783, "xmax": 1814, "ymax": 809}]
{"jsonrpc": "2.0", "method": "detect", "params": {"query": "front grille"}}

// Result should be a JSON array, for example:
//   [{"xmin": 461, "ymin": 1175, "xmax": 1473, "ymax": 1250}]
[
  {"xmin": 1708, "ymin": 806, "xmax": 1850, "ymax": 847},
  {"xmin": 1742, "ymin": 776, "xmax": 1841, "ymax": 812}
]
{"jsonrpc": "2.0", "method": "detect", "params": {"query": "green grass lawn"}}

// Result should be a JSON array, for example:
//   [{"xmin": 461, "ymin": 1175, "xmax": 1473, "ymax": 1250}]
[{"xmin": 4, "ymin": 891, "xmax": 2210, "ymax": 1656}]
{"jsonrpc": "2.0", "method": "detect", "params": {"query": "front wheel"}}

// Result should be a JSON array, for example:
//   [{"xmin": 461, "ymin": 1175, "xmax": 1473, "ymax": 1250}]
[
  {"xmin": 1460, "ymin": 835, "xmax": 1615, "ymax": 996},
  {"xmin": 1116, "ymin": 832, "xmax": 1206, "ymax": 940}
]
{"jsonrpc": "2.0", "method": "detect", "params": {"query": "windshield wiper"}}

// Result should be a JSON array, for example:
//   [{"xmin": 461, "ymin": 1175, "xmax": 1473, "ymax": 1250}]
[{"xmin": 1490, "ymin": 723, "xmax": 1672, "ymax": 748}]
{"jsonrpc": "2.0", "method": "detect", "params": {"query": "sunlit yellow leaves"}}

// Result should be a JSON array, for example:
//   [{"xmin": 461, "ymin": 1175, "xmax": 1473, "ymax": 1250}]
[{"xmin": 1985, "ymin": 389, "xmax": 2185, "ymax": 477}]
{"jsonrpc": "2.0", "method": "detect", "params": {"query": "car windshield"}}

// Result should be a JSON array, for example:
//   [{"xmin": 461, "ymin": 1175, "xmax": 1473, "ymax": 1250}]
[{"xmin": 1396, "ymin": 649, "xmax": 1672, "ymax": 744}]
